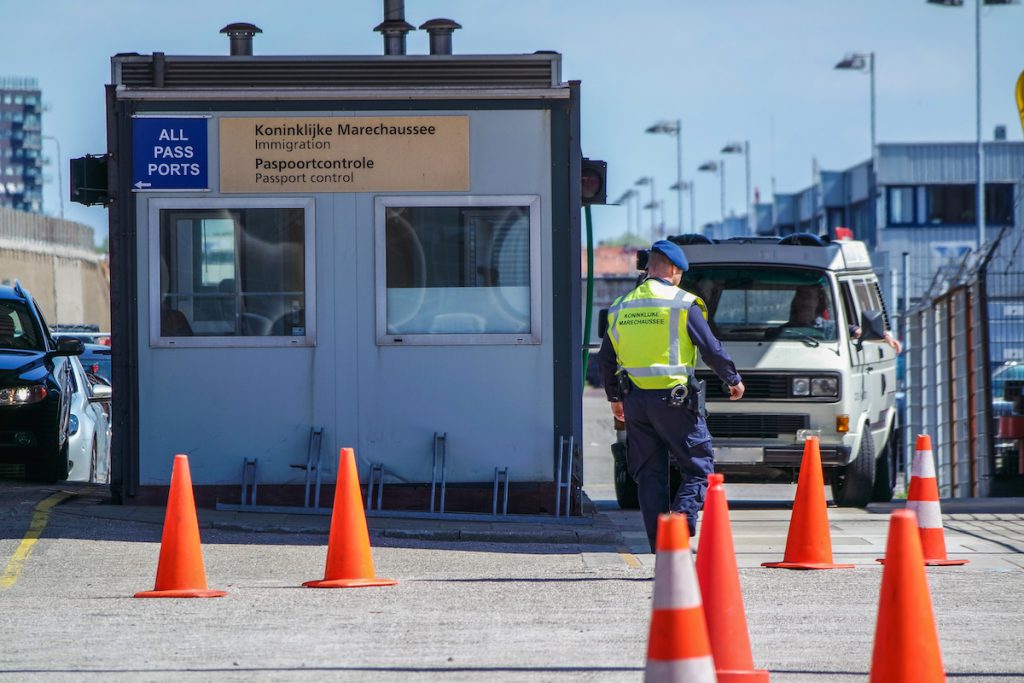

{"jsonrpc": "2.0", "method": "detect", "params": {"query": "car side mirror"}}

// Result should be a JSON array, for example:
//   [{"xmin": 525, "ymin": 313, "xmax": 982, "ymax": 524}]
[
  {"xmin": 88, "ymin": 383, "xmax": 112, "ymax": 403},
  {"xmin": 597, "ymin": 308, "xmax": 609, "ymax": 339},
  {"xmin": 860, "ymin": 309, "xmax": 886, "ymax": 341},
  {"xmin": 52, "ymin": 337, "xmax": 84, "ymax": 357}
]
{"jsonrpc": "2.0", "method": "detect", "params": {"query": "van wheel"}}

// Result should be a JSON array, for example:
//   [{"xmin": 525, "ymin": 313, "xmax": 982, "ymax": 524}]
[
  {"xmin": 871, "ymin": 430, "xmax": 897, "ymax": 503},
  {"xmin": 612, "ymin": 442, "xmax": 640, "ymax": 509},
  {"xmin": 831, "ymin": 428, "xmax": 875, "ymax": 507}
]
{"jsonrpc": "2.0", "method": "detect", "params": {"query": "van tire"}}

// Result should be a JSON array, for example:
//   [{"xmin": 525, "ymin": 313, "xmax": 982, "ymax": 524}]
[
  {"xmin": 831, "ymin": 428, "xmax": 875, "ymax": 507},
  {"xmin": 612, "ymin": 442, "xmax": 640, "ymax": 509},
  {"xmin": 871, "ymin": 430, "xmax": 897, "ymax": 503}
]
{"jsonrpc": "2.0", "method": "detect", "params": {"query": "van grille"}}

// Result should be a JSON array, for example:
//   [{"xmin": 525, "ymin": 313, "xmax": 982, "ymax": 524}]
[
  {"xmin": 706, "ymin": 413, "xmax": 808, "ymax": 439},
  {"xmin": 697, "ymin": 372, "xmax": 790, "ymax": 400},
  {"xmin": 696, "ymin": 371, "xmax": 840, "ymax": 402}
]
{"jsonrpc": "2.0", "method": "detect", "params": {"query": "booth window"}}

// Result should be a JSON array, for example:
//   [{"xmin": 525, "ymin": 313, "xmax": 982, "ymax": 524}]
[
  {"xmin": 157, "ymin": 207, "xmax": 308, "ymax": 340},
  {"xmin": 377, "ymin": 197, "xmax": 540, "ymax": 345}
]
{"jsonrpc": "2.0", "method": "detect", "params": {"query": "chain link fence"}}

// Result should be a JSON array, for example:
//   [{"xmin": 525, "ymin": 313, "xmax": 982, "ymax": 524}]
[{"xmin": 904, "ymin": 227, "xmax": 1024, "ymax": 498}]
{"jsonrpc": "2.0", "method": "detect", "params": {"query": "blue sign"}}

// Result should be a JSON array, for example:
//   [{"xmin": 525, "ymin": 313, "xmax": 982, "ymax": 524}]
[{"xmin": 132, "ymin": 117, "xmax": 208, "ymax": 191}]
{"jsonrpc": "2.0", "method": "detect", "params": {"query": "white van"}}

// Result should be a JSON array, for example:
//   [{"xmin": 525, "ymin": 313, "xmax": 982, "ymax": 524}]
[{"xmin": 608, "ymin": 233, "xmax": 899, "ymax": 508}]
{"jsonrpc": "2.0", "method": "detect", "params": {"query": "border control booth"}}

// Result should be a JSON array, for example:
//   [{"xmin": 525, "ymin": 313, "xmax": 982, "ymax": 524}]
[{"xmin": 100, "ymin": 17, "xmax": 584, "ymax": 515}]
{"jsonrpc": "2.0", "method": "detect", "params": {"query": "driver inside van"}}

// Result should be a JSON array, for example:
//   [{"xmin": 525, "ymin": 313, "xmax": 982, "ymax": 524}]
[{"xmin": 784, "ymin": 285, "xmax": 901, "ymax": 352}]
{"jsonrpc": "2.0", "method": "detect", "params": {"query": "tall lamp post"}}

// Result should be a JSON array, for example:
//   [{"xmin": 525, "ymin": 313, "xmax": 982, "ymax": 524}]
[
  {"xmin": 721, "ymin": 141, "xmax": 751, "ymax": 233},
  {"xmin": 644, "ymin": 200, "xmax": 665, "ymax": 238},
  {"xmin": 646, "ymin": 120, "xmax": 683, "ymax": 232},
  {"xmin": 698, "ymin": 160, "xmax": 726, "ymax": 222},
  {"xmin": 41, "ymin": 135, "xmax": 65, "ymax": 220},
  {"xmin": 613, "ymin": 189, "xmax": 637, "ymax": 241},
  {"xmin": 669, "ymin": 181, "xmax": 696, "ymax": 234},
  {"xmin": 927, "ymin": 0, "xmax": 1019, "ymax": 251},
  {"xmin": 635, "ymin": 176, "xmax": 656, "ymax": 241},
  {"xmin": 834, "ymin": 52, "xmax": 876, "ymax": 157}
]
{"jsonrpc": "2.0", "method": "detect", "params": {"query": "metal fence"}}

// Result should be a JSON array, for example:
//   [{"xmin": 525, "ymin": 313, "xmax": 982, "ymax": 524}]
[{"xmin": 903, "ymin": 228, "xmax": 1024, "ymax": 498}]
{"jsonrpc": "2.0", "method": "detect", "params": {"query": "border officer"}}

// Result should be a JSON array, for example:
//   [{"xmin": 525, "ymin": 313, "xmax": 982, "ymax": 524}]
[{"xmin": 597, "ymin": 240, "xmax": 744, "ymax": 550}]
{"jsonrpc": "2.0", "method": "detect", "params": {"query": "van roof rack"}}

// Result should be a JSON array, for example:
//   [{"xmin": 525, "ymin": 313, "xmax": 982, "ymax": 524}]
[
  {"xmin": 777, "ymin": 233, "xmax": 828, "ymax": 247},
  {"xmin": 667, "ymin": 233, "xmax": 715, "ymax": 246}
]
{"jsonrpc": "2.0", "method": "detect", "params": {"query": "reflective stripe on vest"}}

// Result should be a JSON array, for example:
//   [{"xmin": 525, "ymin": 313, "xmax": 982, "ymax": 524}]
[{"xmin": 608, "ymin": 279, "xmax": 705, "ymax": 390}]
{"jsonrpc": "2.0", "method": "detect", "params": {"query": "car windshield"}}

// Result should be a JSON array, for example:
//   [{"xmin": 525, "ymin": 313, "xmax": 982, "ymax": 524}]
[
  {"xmin": 0, "ymin": 302, "xmax": 44, "ymax": 351},
  {"xmin": 681, "ymin": 267, "xmax": 839, "ymax": 342}
]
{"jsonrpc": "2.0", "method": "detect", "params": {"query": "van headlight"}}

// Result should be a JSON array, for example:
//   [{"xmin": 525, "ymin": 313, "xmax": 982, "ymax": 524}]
[
  {"xmin": 0, "ymin": 386, "xmax": 48, "ymax": 406},
  {"xmin": 811, "ymin": 377, "xmax": 839, "ymax": 397},
  {"xmin": 792, "ymin": 377, "xmax": 810, "ymax": 396},
  {"xmin": 69, "ymin": 414, "xmax": 79, "ymax": 436}
]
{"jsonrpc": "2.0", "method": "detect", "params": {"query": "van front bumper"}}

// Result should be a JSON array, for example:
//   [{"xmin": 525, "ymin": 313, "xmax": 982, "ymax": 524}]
[{"xmin": 713, "ymin": 444, "xmax": 852, "ymax": 467}]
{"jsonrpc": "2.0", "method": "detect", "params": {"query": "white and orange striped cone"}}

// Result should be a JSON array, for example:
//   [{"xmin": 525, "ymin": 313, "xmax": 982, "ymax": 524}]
[
  {"xmin": 644, "ymin": 513, "xmax": 718, "ymax": 683},
  {"xmin": 878, "ymin": 434, "xmax": 968, "ymax": 567}
]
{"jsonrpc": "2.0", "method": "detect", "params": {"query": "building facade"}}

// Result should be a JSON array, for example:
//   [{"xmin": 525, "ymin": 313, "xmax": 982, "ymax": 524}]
[{"xmin": 0, "ymin": 78, "xmax": 43, "ymax": 213}]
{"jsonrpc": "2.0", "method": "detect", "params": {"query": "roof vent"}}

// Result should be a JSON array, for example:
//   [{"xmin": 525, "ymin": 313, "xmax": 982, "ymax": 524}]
[
  {"xmin": 220, "ymin": 23, "xmax": 262, "ymax": 56},
  {"xmin": 376, "ymin": 0, "xmax": 414, "ymax": 55},
  {"xmin": 420, "ymin": 19, "xmax": 462, "ymax": 55}
]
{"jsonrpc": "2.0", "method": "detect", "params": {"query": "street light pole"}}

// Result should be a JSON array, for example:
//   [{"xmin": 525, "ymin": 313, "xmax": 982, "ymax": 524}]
[
  {"xmin": 926, "ymin": 0, "xmax": 1020, "ymax": 251},
  {"xmin": 41, "ymin": 135, "xmax": 64, "ymax": 220},
  {"xmin": 975, "ymin": 0, "xmax": 985, "ymax": 250},
  {"xmin": 614, "ymin": 189, "xmax": 636, "ymax": 241},
  {"xmin": 834, "ymin": 52, "xmax": 876, "ymax": 158},
  {"xmin": 722, "ymin": 141, "xmax": 751, "ymax": 232},
  {"xmin": 670, "ymin": 181, "xmax": 696, "ymax": 233},
  {"xmin": 635, "ymin": 177, "xmax": 656, "ymax": 242},
  {"xmin": 645, "ymin": 120, "xmax": 684, "ymax": 233},
  {"xmin": 698, "ymin": 160, "xmax": 726, "ymax": 223}
]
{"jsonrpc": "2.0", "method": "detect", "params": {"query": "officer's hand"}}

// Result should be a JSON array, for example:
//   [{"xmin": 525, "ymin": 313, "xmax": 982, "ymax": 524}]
[
  {"xmin": 728, "ymin": 382, "xmax": 745, "ymax": 401},
  {"xmin": 610, "ymin": 401, "xmax": 625, "ymax": 421}
]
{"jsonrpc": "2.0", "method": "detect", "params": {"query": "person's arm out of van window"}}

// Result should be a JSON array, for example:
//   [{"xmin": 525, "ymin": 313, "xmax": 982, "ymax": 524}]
[
  {"xmin": 687, "ymin": 304, "xmax": 744, "ymax": 400},
  {"xmin": 850, "ymin": 323, "xmax": 902, "ymax": 353}
]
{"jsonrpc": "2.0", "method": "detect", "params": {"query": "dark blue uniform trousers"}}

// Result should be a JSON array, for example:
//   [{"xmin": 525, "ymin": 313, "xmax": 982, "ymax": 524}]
[{"xmin": 623, "ymin": 388, "xmax": 714, "ymax": 552}]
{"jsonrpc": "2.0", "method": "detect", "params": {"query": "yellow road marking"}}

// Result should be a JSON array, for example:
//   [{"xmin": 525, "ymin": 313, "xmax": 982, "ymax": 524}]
[
  {"xmin": 0, "ymin": 491, "xmax": 73, "ymax": 591},
  {"xmin": 617, "ymin": 546, "xmax": 642, "ymax": 569}
]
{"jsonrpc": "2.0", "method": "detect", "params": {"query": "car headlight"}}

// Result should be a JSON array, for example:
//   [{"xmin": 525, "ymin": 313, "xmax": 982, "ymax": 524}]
[
  {"xmin": 792, "ymin": 377, "xmax": 810, "ymax": 396},
  {"xmin": 0, "ymin": 386, "xmax": 47, "ymax": 406},
  {"xmin": 69, "ymin": 414, "xmax": 79, "ymax": 435},
  {"xmin": 811, "ymin": 377, "xmax": 839, "ymax": 397}
]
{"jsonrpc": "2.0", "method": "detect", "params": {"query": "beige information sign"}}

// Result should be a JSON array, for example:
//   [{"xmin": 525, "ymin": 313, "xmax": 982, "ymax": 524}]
[{"xmin": 219, "ymin": 116, "xmax": 469, "ymax": 193}]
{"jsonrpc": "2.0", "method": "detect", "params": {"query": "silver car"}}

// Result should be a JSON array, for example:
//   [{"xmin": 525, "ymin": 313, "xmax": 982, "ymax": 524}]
[{"xmin": 66, "ymin": 356, "xmax": 112, "ymax": 483}]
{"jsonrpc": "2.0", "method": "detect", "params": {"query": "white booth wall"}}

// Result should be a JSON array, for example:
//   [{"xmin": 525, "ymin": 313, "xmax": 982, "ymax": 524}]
[{"xmin": 135, "ymin": 109, "xmax": 555, "ymax": 486}]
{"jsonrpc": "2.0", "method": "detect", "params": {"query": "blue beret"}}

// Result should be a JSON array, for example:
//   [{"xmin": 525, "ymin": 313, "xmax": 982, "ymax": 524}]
[{"xmin": 651, "ymin": 240, "xmax": 688, "ymax": 271}]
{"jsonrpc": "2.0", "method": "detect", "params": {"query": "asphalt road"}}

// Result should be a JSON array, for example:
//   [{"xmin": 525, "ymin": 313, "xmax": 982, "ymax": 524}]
[{"xmin": 0, "ymin": 390, "xmax": 1021, "ymax": 682}]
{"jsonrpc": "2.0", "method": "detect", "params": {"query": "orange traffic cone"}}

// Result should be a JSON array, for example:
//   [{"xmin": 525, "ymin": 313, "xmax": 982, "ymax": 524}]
[
  {"xmin": 134, "ymin": 454, "xmax": 227, "ymax": 598},
  {"xmin": 763, "ymin": 436, "xmax": 854, "ymax": 570},
  {"xmin": 303, "ymin": 448, "xmax": 397, "ymax": 588},
  {"xmin": 869, "ymin": 510, "xmax": 946, "ymax": 682},
  {"xmin": 880, "ymin": 435, "xmax": 967, "ymax": 567},
  {"xmin": 696, "ymin": 474, "xmax": 770, "ymax": 683},
  {"xmin": 644, "ymin": 513, "xmax": 717, "ymax": 683}
]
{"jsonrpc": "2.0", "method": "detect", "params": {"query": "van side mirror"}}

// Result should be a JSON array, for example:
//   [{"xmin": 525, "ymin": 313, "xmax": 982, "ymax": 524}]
[
  {"xmin": 598, "ymin": 309, "xmax": 609, "ymax": 339},
  {"xmin": 860, "ymin": 309, "xmax": 886, "ymax": 341},
  {"xmin": 88, "ymin": 383, "xmax": 112, "ymax": 404}
]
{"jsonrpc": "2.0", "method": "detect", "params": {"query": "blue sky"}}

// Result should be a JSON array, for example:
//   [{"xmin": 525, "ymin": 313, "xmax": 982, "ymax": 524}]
[{"xmin": 3, "ymin": 0, "xmax": 1023, "ymax": 244}]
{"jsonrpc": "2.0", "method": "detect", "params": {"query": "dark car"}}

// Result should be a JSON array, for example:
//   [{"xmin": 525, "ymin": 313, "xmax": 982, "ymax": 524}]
[{"xmin": 0, "ymin": 282, "xmax": 84, "ymax": 482}]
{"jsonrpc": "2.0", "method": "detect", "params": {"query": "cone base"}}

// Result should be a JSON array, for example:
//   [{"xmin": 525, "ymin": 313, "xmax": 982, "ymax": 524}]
[
  {"xmin": 717, "ymin": 668, "xmax": 772, "ymax": 683},
  {"xmin": 876, "ymin": 558, "xmax": 969, "ymax": 566},
  {"xmin": 302, "ymin": 577, "xmax": 397, "ymax": 588},
  {"xmin": 762, "ymin": 560, "xmax": 855, "ymax": 570},
  {"xmin": 133, "ymin": 588, "xmax": 227, "ymax": 598}
]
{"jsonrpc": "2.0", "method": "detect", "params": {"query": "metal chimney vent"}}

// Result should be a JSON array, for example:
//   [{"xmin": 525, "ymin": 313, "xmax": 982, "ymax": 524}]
[
  {"xmin": 220, "ymin": 22, "xmax": 263, "ymax": 56},
  {"xmin": 420, "ymin": 19, "xmax": 461, "ymax": 55}
]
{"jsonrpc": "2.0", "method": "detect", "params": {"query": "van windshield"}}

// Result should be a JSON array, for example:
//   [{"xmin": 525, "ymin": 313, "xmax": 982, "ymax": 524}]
[{"xmin": 681, "ymin": 267, "xmax": 839, "ymax": 342}]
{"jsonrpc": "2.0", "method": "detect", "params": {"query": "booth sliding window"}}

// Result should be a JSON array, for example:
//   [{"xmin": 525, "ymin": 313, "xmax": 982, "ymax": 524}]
[
  {"xmin": 376, "ymin": 196, "xmax": 541, "ymax": 345},
  {"xmin": 150, "ymin": 198, "xmax": 315, "ymax": 346}
]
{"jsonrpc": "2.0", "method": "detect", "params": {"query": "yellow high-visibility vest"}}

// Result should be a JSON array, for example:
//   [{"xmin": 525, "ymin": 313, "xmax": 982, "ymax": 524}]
[{"xmin": 607, "ymin": 278, "xmax": 706, "ymax": 390}]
